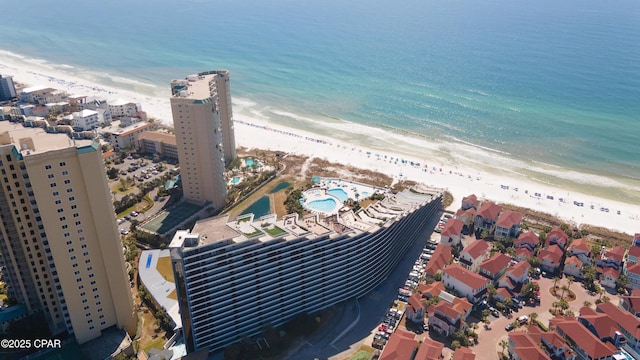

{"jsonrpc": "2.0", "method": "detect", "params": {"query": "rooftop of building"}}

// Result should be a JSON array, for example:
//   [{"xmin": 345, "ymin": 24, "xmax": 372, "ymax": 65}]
[
  {"xmin": 443, "ymin": 263, "xmax": 488, "ymax": 290},
  {"xmin": 496, "ymin": 210, "xmax": 523, "ymax": 228},
  {"xmin": 170, "ymin": 70, "xmax": 229, "ymax": 101},
  {"xmin": 137, "ymin": 131, "xmax": 177, "ymax": 146},
  {"xmin": 0, "ymin": 120, "xmax": 93, "ymax": 154},
  {"xmin": 476, "ymin": 201, "xmax": 502, "ymax": 220},
  {"xmin": 461, "ymin": 240, "xmax": 490, "ymax": 259},
  {"xmin": 98, "ymin": 119, "xmax": 152, "ymax": 137}
]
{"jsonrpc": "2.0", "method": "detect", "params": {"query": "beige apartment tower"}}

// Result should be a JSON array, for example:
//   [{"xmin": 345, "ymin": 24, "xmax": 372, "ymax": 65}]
[
  {"xmin": 0, "ymin": 122, "xmax": 136, "ymax": 344},
  {"xmin": 170, "ymin": 70, "xmax": 236, "ymax": 209}
]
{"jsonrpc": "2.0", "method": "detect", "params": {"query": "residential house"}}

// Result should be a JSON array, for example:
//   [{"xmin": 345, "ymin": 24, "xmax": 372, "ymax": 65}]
[
  {"xmin": 458, "ymin": 240, "xmax": 490, "ymax": 272},
  {"xmin": 452, "ymin": 348, "xmax": 475, "ymax": 360},
  {"xmin": 528, "ymin": 325, "xmax": 577, "ymax": 360},
  {"xmin": 568, "ymin": 238, "xmax": 592, "ymax": 265},
  {"xmin": 414, "ymin": 338, "xmax": 444, "ymax": 360},
  {"xmin": 379, "ymin": 329, "xmax": 417, "ymax": 360},
  {"xmin": 596, "ymin": 246, "xmax": 625, "ymax": 271},
  {"xmin": 424, "ymin": 245, "xmax": 452, "ymax": 278},
  {"xmin": 427, "ymin": 291, "xmax": 472, "ymax": 337},
  {"xmin": 495, "ymin": 287, "xmax": 512, "ymax": 303},
  {"xmin": 72, "ymin": 109, "xmax": 100, "ymax": 131},
  {"xmin": 579, "ymin": 306, "xmax": 623, "ymax": 346},
  {"xmin": 455, "ymin": 208, "xmax": 476, "ymax": 233},
  {"xmin": 108, "ymin": 98, "xmax": 141, "ymax": 118},
  {"xmin": 634, "ymin": 233, "xmax": 640, "ymax": 247},
  {"xmin": 625, "ymin": 264, "xmax": 640, "ymax": 291},
  {"xmin": 442, "ymin": 264, "xmax": 489, "ymax": 303},
  {"xmin": 417, "ymin": 282, "xmax": 446, "ymax": 300},
  {"xmin": 597, "ymin": 301, "xmax": 640, "ymax": 356},
  {"xmin": 100, "ymin": 119, "xmax": 154, "ymax": 151},
  {"xmin": 495, "ymin": 210, "xmax": 523, "ymax": 239},
  {"xmin": 461, "ymin": 194, "xmax": 480, "ymax": 210},
  {"xmin": 538, "ymin": 245, "xmax": 564, "ymax": 273},
  {"xmin": 440, "ymin": 218, "xmax": 464, "ymax": 247},
  {"xmin": 20, "ymin": 86, "xmax": 67, "ymax": 105},
  {"xmin": 499, "ymin": 261, "xmax": 530, "ymax": 291},
  {"xmin": 406, "ymin": 294, "xmax": 425, "ymax": 324},
  {"xmin": 620, "ymin": 289, "xmax": 640, "ymax": 317},
  {"xmin": 563, "ymin": 256, "xmax": 584, "ymax": 279},
  {"xmin": 474, "ymin": 201, "xmax": 502, "ymax": 234},
  {"xmin": 545, "ymin": 228, "xmax": 569, "ymax": 250},
  {"xmin": 508, "ymin": 331, "xmax": 552, "ymax": 360},
  {"xmin": 600, "ymin": 268, "xmax": 619, "ymax": 289},
  {"xmin": 478, "ymin": 253, "xmax": 511, "ymax": 284},
  {"xmin": 627, "ymin": 246, "xmax": 640, "ymax": 265},
  {"xmin": 514, "ymin": 231, "xmax": 539, "ymax": 261},
  {"xmin": 550, "ymin": 316, "xmax": 616, "ymax": 360},
  {"xmin": 102, "ymin": 150, "xmax": 118, "ymax": 162}
]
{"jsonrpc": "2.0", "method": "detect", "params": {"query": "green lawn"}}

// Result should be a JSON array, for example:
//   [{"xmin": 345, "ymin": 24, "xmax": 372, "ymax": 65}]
[
  {"xmin": 263, "ymin": 226, "xmax": 287, "ymax": 237},
  {"xmin": 142, "ymin": 336, "xmax": 166, "ymax": 354},
  {"xmin": 349, "ymin": 350, "xmax": 372, "ymax": 360}
]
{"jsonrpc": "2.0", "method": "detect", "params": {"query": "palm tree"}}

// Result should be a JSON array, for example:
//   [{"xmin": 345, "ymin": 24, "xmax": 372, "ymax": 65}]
[
  {"xmin": 567, "ymin": 275, "xmax": 574, "ymax": 292},
  {"xmin": 529, "ymin": 312, "xmax": 538, "ymax": 325},
  {"xmin": 553, "ymin": 276, "xmax": 560, "ymax": 291},
  {"xmin": 560, "ymin": 285, "xmax": 569, "ymax": 300},
  {"xmin": 583, "ymin": 300, "xmax": 592, "ymax": 307},
  {"xmin": 499, "ymin": 339, "xmax": 509, "ymax": 355}
]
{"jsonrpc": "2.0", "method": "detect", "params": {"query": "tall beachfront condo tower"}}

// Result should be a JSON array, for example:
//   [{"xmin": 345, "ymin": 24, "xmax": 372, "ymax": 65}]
[
  {"xmin": 170, "ymin": 185, "xmax": 442, "ymax": 354},
  {"xmin": 0, "ymin": 75, "xmax": 17, "ymax": 101},
  {"xmin": 0, "ymin": 122, "xmax": 136, "ymax": 344},
  {"xmin": 170, "ymin": 71, "xmax": 236, "ymax": 209}
]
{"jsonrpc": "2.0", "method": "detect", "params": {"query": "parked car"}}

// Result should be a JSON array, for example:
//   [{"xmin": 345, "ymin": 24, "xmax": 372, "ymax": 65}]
[
  {"xmin": 505, "ymin": 323, "xmax": 515, "ymax": 331},
  {"xmin": 120, "ymin": 229, "xmax": 129, "ymax": 235}
]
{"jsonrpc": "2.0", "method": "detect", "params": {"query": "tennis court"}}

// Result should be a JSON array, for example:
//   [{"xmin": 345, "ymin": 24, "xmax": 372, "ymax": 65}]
[{"xmin": 142, "ymin": 202, "xmax": 203, "ymax": 234}]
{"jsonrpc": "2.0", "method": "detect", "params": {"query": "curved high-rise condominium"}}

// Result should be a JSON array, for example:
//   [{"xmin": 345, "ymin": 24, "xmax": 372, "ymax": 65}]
[
  {"xmin": 170, "ymin": 70, "xmax": 236, "ymax": 209},
  {"xmin": 0, "ymin": 122, "xmax": 136, "ymax": 344},
  {"xmin": 170, "ymin": 185, "xmax": 442, "ymax": 354}
]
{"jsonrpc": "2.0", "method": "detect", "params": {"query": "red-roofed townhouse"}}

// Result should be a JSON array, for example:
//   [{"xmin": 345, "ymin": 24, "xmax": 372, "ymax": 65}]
[
  {"xmin": 451, "ymin": 347, "xmax": 475, "ymax": 360},
  {"xmin": 496, "ymin": 287, "xmax": 512, "ymax": 302},
  {"xmin": 596, "ymin": 246, "xmax": 626, "ymax": 271},
  {"xmin": 538, "ymin": 245, "xmax": 564, "ymax": 273},
  {"xmin": 628, "ymin": 246, "xmax": 640, "ymax": 265},
  {"xmin": 597, "ymin": 301, "xmax": 640, "ymax": 355},
  {"xmin": 424, "ymin": 245, "xmax": 452, "ymax": 278},
  {"xmin": 495, "ymin": 210, "xmax": 524, "ymax": 239},
  {"xmin": 414, "ymin": 338, "xmax": 444, "ymax": 360},
  {"xmin": 627, "ymin": 263, "xmax": 640, "ymax": 290},
  {"xmin": 620, "ymin": 289, "xmax": 640, "ymax": 317},
  {"xmin": 478, "ymin": 252, "xmax": 512, "ymax": 284},
  {"xmin": 529, "ymin": 325, "xmax": 576, "ymax": 360},
  {"xmin": 379, "ymin": 329, "xmax": 417, "ymax": 360},
  {"xmin": 568, "ymin": 238, "xmax": 592, "ymax": 265},
  {"xmin": 563, "ymin": 256, "xmax": 583, "ymax": 279},
  {"xmin": 406, "ymin": 294, "xmax": 425, "ymax": 324},
  {"xmin": 549, "ymin": 316, "xmax": 617, "ymax": 360},
  {"xmin": 455, "ymin": 208, "xmax": 476, "ymax": 233},
  {"xmin": 440, "ymin": 218, "xmax": 464, "ymax": 247},
  {"xmin": 500, "ymin": 261, "xmax": 531, "ymax": 285},
  {"xmin": 633, "ymin": 233, "xmax": 640, "ymax": 247},
  {"xmin": 461, "ymin": 194, "xmax": 480, "ymax": 210},
  {"xmin": 599, "ymin": 268, "xmax": 620, "ymax": 289},
  {"xmin": 459, "ymin": 240, "xmax": 490, "ymax": 272},
  {"xmin": 508, "ymin": 331, "xmax": 552, "ymax": 360},
  {"xmin": 427, "ymin": 292, "xmax": 472, "ymax": 337},
  {"xmin": 514, "ymin": 231, "xmax": 539, "ymax": 261},
  {"xmin": 474, "ymin": 201, "xmax": 502, "ymax": 234},
  {"xmin": 102, "ymin": 150, "xmax": 117, "ymax": 162},
  {"xmin": 442, "ymin": 264, "xmax": 489, "ymax": 303},
  {"xmin": 545, "ymin": 228, "xmax": 569, "ymax": 250},
  {"xmin": 578, "ymin": 306, "xmax": 624, "ymax": 347},
  {"xmin": 417, "ymin": 282, "xmax": 445, "ymax": 300}
]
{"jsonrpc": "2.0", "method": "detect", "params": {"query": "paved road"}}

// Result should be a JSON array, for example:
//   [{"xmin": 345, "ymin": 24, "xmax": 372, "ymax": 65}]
[{"xmin": 285, "ymin": 213, "xmax": 442, "ymax": 360}]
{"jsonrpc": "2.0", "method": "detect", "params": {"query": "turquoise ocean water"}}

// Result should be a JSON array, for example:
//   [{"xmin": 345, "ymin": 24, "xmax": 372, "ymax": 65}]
[{"xmin": 1, "ymin": 0, "xmax": 639, "ymax": 200}]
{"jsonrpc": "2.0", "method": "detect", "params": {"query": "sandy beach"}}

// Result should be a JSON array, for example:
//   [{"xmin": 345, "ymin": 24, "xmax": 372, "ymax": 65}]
[{"xmin": 2, "ymin": 54, "xmax": 637, "ymax": 235}]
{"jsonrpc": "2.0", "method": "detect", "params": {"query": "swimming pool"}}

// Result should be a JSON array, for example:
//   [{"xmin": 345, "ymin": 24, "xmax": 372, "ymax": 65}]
[
  {"xmin": 245, "ymin": 157, "xmax": 254, "ymax": 167},
  {"xmin": 145, "ymin": 254, "xmax": 153, "ymax": 269},
  {"xmin": 327, "ymin": 188, "xmax": 349, "ymax": 202},
  {"xmin": 230, "ymin": 176, "xmax": 240, "ymax": 185},
  {"xmin": 307, "ymin": 198, "xmax": 339, "ymax": 212}
]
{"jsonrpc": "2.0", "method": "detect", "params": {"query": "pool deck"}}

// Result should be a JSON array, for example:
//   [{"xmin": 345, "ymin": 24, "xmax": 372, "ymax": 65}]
[
  {"xmin": 302, "ymin": 178, "xmax": 383, "ymax": 216},
  {"xmin": 138, "ymin": 249, "xmax": 181, "ymax": 328}
]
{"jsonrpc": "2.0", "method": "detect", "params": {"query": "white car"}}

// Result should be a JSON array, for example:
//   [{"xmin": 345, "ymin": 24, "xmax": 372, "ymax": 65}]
[{"xmin": 120, "ymin": 229, "xmax": 129, "ymax": 235}]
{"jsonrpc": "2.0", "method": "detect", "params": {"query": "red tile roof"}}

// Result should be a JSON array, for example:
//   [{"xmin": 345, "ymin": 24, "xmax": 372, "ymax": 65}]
[
  {"xmin": 496, "ymin": 210, "xmax": 523, "ymax": 229},
  {"xmin": 621, "ymin": 289, "xmax": 640, "ymax": 313},
  {"xmin": 479, "ymin": 253, "xmax": 511, "ymax": 275},
  {"xmin": 627, "ymin": 263, "xmax": 640, "ymax": 275},
  {"xmin": 516, "ymin": 247, "xmax": 535, "ymax": 259},
  {"xmin": 407, "ymin": 294, "xmax": 424, "ymax": 314},
  {"xmin": 455, "ymin": 208, "xmax": 476, "ymax": 221},
  {"xmin": 601, "ymin": 267, "xmax": 620, "ymax": 278},
  {"xmin": 462, "ymin": 194, "xmax": 480, "ymax": 209},
  {"xmin": 545, "ymin": 228, "xmax": 569, "ymax": 249},
  {"xmin": 417, "ymin": 282, "xmax": 446, "ymax": 298},
  {"xmin": 579, "ymin": 306, "xmax": 619, "ymax": 340},
  {"xmin": 425, "ymin": 245, "xmax": 452, "ymax": 276},
  {"xmin": 550, "ymin": 317, "xmax": 616, "ymax": 359},
  {"xmin": 568, "ymin": 238, "xmax": 590, "ymax": 254},
  {"xmin": 442, "ymin": 218, "xmax": 464, "ymax": 237},
  {"xmin": 433, "ymin": 296, "xmax": 472, "ymax": 321},
  {"xmin": 496, "ymin": 287, "xmax": 511, "ymax": 301},
  {"xmin": 597, "ymin": 301, "xmax": 640, "ymax": 339},
  {"xmin": 629, "ymin": 246, "xmax": 640, "ymax": 261},
  {"xmin": 414, "ymin": 338, "xmax": 444, "ymax": 360},
  {"xmin": 451, "ymin": 347, "xmax": 475, "ymax": 360},
  {"xmin": 564, "ymin": 256, "xmax": 583, "ymax": 268},
  {"xmin": 507, "ymin": 261, "xmax": 531, "ymax": 279},
  {"xmin": 379, "ymin": 329, "xmax": 417, "ymax": 360},
  {"xmin": 476, "ymin": 201, "xmax": 502, "ymax": 220},
  {"xmin": 443, "ymin": 263, "xmax": 489, "ymax": 291},
  {"xmin": 515, "ymin": 231, "xmax": 539, "ymax": 249},
  {"xmin": 539, "ymin": 245, "xmax": 563, "ymax": 264},
  {"xmin": 604, "ymin": 246, "xmax": 625, "ymax": 262},
  {"xmin": 461, "ymin": 240, "xmax": 490, "ymax": 260},
  {"xmin": 101, "ymin": 150, "xmax": 116, "ymax": 159}
]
